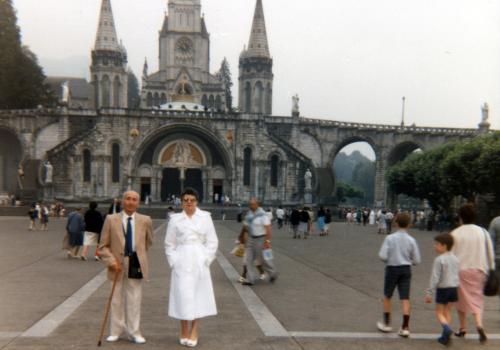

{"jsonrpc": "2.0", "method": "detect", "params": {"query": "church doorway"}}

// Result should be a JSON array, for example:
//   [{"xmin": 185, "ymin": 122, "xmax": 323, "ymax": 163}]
[
  {"xmin": 185, "ymin": 169, "xmax": 204, "ymax": 202},
  {"xmin": 213, "ymin": 179, "xmax": 223, "ymax": 204},
  {"xmin": 140, "ymin": 178, "xmax": 151, "ymax": 202},
  {"xmin": 161, "ymin": 168, "xmax": 181, "ymax": 202}
]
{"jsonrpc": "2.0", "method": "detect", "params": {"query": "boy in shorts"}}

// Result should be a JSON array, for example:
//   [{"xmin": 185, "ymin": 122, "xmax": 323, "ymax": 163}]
[
  {"xmin": 377, "ymin": 212, "xmax": 421, "ymax": 337},
  {"xmin": 425, "ymin": 233, "xmax": 459, "ymax": 345}
]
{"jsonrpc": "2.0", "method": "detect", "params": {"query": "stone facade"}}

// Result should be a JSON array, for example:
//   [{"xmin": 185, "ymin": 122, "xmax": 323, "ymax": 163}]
[{"xmin": 0, "ymin": 0, "xmax": 490, "ymax": 207}]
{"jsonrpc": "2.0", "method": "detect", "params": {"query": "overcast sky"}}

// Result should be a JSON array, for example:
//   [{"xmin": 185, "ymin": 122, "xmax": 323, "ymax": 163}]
[{"xmin": 13, "ymin": 0, "xmax": 500, "ymax": 132}]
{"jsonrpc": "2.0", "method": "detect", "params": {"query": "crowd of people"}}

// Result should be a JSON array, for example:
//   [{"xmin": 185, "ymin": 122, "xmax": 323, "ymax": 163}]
[
  {"xmin": 25, "ymin": 192, "xmax": 496, "ymax": 347},
  {"xmin": 27, "ymin": 201, "xmax": 66, "ymax": 231}
]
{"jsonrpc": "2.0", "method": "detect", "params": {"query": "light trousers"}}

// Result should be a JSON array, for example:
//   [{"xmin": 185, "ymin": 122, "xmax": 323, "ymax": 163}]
[
  {"xmin": 245, "ymin": 236, "xmax": 278, "ymax": 284},
  {"xmin": 110, "ymin": 272, "xmax": 143, "ymax": 338}
]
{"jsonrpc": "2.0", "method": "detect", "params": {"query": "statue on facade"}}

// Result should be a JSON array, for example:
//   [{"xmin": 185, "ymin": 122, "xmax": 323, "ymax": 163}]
[
  {"xmin": 173, "ymin": 140, "xmax": 195, "ymax": 165},
  {"xmin": 292, "ymin": 94, "xmax": 300, "ymax": 115},
  {"xmin": 44, "ymin": 161, "xmax": 53, "ymax": 184},
  {"xmin": 481, "ymin": 102, "xmax": 489, "ymax": 123},
  {"xmin": 61, "ymin": 81, "xmax": 70, "ymax": 105},
  {"xmin": 17, "ymin": 164, "xmax": 24, "ymax": 190},
  {"xmin": 304, "ymin": 168, "xmax": 312, "ymax": 190}
]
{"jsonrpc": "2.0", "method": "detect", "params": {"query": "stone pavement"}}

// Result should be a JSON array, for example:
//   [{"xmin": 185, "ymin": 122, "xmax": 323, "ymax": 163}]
[{"xmin": 0, "ymin": 216, "xmax": 499, "ymax": 349}]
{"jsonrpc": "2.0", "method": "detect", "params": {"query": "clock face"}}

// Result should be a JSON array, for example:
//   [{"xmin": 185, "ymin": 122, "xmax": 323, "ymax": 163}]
[{"xmin": 176, "ymin": 37, "xmax": 193, "ymax": 56}]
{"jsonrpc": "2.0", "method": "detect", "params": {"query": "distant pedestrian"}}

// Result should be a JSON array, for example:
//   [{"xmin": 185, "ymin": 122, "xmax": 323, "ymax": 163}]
[
  {"xmin": 377, "ymin": 212, "xmax": 421, "ymax": 338},
  {"xmin": 324, "ymin": 208, "xmax": 332, "ymax": 235},
  {"xmin": 290, "ymin": 208, "xmax": 300, "ymax": 239},
  {"xmin": 276, "ymin": 206, "xmax": 285, "ymax": 229},
  {"xmin": 298, "ymin": 207, "xmax": 311, "ymax": 239},
  {"xmin": 451, "ymin": 204, "xmax": 495, "ymax": 343},
  {"xmin": 425, "ymin": 233, "xmax": 460, "ymax": 345},
  {"xmin": 488, "ymin": 214, "xmax": 500, "ymax": 255},
  {"xmin": 81, "ymin": 202, "xmax": 104, "ymax": 261},
  {"xmin": 317, "ymin": 206, "xmax": 326, "ymax": 236},
  {"xmin": 66, "ymin": 207, "xmax": 86, "ymax": 259},
  {"xmin": 378, "ymin": 210, "xmax": 387, "ymax": 234},
  {"xmin": 108, "ymin": 198, "xmax": 121, "ymax": 214},
  {"xmin": 386, "ymin": 210, "xmax": 394, "ymax": 233},
  {"xmin": 28, "ymin": 203, "xmax": 37, "ymax": 230},
  {"xmin": 40, "ymin": 203, "xmax": 49, "ymax": 231}
]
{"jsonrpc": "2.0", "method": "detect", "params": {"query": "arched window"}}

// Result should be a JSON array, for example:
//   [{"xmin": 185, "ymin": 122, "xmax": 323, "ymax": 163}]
[
  {"xmin": 83, "ymin": 149, "xmax": 91, "ymax": 182},
  {"xmin": 208, "ymin": 95, "xmax": 215, "ymax": 109},
  {"xmin": 265, "ymin": 83, "xmax": 272, "ymax": 115},
  {"xmin": 92, "ymin": 75, "xmax": 99, "ymax": 109},
  {"xmin": 160, "ymin": 93, "xmax": 167, "ymax": 105},
  {"xmin": 112, "ymin": 143, "xmax": 120, "ymax": 183},
  {"xmin": 113, "ymin": 76, "xmax": 121, "ymax": 107},
  {"xmin": 146, "ymin": 92, "xmax": 153, "ymax": 107},
  {"xmin": 101, "ymin": 75, "xmax": 110, "ymax": 107},
  {"xmin": 243, "ymin": 147, "xmax": 252, "ymax": 186},
  {"xmin": 245, "ymin": 82, "xmax": 251, "ymax": 112},
  {"xmin": 201, "ymin": 95, "xmax": 208, "ymax": 107},
  {"xmin": 270, "ymin": 155, "xmax": 279, "ymax": 187},
  {"xmin": 153, "ymin": 93, "xmax": 160, "ymax": 107},
  {"xmin": 215, "ymin": 95, "xmax": 222, "ymax": 111},
  {"xmin": 255, "ymin": 81, "xmax": 264, "ymax": 114}
]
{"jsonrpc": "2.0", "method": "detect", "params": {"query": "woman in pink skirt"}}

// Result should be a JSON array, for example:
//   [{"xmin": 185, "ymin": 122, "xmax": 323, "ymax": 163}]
[{"xmin": 451, "ymin": 204, "xmax": 495, "ymax": 343}]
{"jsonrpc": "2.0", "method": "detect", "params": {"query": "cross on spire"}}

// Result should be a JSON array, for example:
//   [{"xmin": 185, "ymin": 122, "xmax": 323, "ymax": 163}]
[{"xmin": 94, "ymin": 0, "xmax": 120, "ymax": 51}]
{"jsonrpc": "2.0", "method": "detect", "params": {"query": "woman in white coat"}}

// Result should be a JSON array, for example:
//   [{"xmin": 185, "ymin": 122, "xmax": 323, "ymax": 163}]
[{"xmin": 165, "ymin": 188, "xmax": 218, "ymax": 347}]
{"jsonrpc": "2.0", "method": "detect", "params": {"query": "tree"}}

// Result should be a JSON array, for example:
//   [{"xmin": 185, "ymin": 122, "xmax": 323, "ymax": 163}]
[
  {"xmin": 127, "ymin": 69, "xmax": 140, "ymax": 109},
  {"xmin": 0, "ymin": 0, "xmax": 53, "ymax": 109},
  {"xmin": 218, "ymin": 57, "xmax": 233, "ymax": 111},
  {"xmin": 336, "ymin": 181, "xmax": 365, "ymax": 203},
  {"xmin": 387, "ymin": 132, "xmax": 500, "ymax": 209}
]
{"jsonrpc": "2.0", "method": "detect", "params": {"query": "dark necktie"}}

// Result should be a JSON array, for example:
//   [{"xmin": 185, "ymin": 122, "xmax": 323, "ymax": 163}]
[{"xmin": 125, "ymin": 217, "xmax": 133, "ymax": 256}]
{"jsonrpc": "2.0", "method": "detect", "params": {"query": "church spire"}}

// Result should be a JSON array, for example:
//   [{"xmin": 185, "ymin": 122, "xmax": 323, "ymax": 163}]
[
  {"xmin": 246, "ymin": 0, "xmax": 270, "ymax": 57},
  {"xmin": 94, "ymin": 0, "xmax": 120, "ymax": 51}
]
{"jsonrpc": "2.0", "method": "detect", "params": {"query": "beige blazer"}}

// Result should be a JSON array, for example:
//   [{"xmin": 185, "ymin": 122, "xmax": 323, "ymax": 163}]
[{"xmin": 98, "ymin": 212, "xmax": 154, "ymax": 280}]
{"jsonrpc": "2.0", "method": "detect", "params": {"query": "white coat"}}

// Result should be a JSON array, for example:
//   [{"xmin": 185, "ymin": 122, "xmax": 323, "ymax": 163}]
[{"xmin": 165, "ymin": 208, "xmax": 218, "ymax": 320}]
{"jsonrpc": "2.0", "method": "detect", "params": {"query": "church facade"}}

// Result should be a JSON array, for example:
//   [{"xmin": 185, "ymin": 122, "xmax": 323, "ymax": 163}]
[{"xmin": 0, "ymin": 0, "xmax": 488, "ymax": 207}]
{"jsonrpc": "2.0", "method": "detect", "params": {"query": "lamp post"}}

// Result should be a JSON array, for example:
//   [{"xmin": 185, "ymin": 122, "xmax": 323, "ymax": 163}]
[{"xmin": 401, "ymin": 96, "xmax": 406, "ymax": 128}]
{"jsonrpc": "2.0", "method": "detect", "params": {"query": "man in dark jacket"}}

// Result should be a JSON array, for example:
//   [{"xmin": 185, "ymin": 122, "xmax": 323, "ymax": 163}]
[
  {"xmin": 81, "ymin": 202, "xmax": 104, "ymax": 261},
  {"xmin": 290, "ymin": 208, "xmax": 301, "ymax": 239},
  {"xmin": 66, "ymin": 207, "xmax": 85, "ymax": 258}
]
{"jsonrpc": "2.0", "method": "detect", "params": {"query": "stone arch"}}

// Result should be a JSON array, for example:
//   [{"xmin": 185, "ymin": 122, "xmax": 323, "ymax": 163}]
[
  {"xmin": 387, "ymin": 141, "xmax": 423, "ymax": 167},
  {"xmin": 113, "ymin": 76, "xmax": 121, "ymax": 107},
  {"xmin": 329, "ymin": 136, "xmax": 379, "ymax": 166},
  {"xmin": 101, "ymin": 75, "xmax": 111, "ymax": 107},
  {"xmin": 0, "ymin": 128, "xmax": 23, "ymax": 195}
]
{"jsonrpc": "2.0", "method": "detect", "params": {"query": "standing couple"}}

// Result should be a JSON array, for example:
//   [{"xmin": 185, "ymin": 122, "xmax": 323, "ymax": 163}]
[{"xmin": 98, "ymin": 188, "xmax": 218, "ymax": 347}]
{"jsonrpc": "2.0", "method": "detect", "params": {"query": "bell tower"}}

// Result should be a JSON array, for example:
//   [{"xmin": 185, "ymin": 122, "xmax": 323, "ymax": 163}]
[
  {"xmin": 238, "ymin": 0, "xmax": 273, "ymax": 115},
  {"xmin": 90, "ymin": 0, "xmax": 128, "ymax": 109}
]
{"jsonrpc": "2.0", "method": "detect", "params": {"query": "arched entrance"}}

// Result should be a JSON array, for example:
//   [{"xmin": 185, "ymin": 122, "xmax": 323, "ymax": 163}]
[
  {"xmin": 134, "ymin": 124, "xmax": 233, "ymax": 203},
  {"xmin": 331, "ymin": 138, "xmax": 377, "ymax": 207},
  {"xmin": 159, "ymin": 140, "xmax": 206, "ymax": 202},
  {"xmin": 0, "ymin": 129, "xmax": 23, "ymax": 195}
]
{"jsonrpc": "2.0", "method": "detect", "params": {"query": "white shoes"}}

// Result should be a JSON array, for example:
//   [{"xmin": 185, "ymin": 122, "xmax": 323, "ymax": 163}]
[
  {"xmin": 398, "ymin": 328, "xmax": 410, "ymax": 338},
  {"xmin": 180, "ymin": 338, "xmax": 189, "ymax": 345},
  {"xmin": 106, "ymin": 335, "xmax": 119, "ymax": 342},
  {"xmin": 376, "ymin": 321, "xmax": 393, "ymax": 333},
  {"xmin": 186, "ymin": 339, "xmax": 198, "ymax": 347},
  {"xmin": 132, "ymin": 335, "xmax": 146, "ymax": 344}
]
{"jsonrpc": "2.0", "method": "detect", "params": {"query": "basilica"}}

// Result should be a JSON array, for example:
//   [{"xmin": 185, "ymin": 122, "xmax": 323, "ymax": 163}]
[{"xmin": 0, "ymin": 0, "xmax": 485, "ymax": 207}]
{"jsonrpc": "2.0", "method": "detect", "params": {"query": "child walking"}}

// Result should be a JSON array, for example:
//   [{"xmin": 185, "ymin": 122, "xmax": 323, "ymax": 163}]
[
  {"xmin": 425, "ymin": 233, "xmax": 459, "ymax": 345},
  {"xmin": 377, "ymin": 212, "xmax": 421, "ymax": 337}
]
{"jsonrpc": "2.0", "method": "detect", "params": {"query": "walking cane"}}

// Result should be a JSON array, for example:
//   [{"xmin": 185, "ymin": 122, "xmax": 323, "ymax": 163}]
[{"xmin": 97, "ymin": 265, "xmax": 120, "ymax": 347}]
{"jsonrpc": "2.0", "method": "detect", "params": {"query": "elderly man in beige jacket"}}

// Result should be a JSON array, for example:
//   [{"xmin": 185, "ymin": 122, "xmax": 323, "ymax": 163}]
[{"xmin": 98, "ymin": 191, "xmax": 154, "ymax": 344}]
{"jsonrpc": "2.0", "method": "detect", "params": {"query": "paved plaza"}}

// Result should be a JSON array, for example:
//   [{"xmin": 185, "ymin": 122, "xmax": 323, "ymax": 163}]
[{"xmin": 0, "ymin": 215, "xmax": 499, "ymax": 349}]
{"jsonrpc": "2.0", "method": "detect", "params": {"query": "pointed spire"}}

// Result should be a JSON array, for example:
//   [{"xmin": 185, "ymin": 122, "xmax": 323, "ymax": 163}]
[
  {"xmin": 246, "ymin": 0, "xmax": 270, "ymax": 57},
  {"xmin": 142, "ymin": 57, "xmax": 148, "ymax": 80},
  {"xmin": 94, "ymin": 0, "xmax": 120, "ymax": 51}
]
